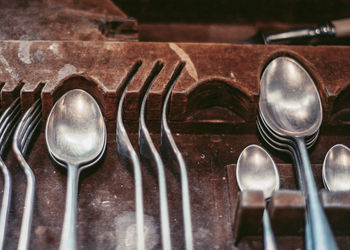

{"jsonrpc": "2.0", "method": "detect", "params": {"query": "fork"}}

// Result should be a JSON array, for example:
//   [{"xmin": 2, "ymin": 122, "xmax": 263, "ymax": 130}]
[
  {"xmin": 12, "ymin": 99, "xmax": 42, "ymax": 250},
  {"xmin": 0, "ymin": 98, "xmax": 21, "ymax": 250}
]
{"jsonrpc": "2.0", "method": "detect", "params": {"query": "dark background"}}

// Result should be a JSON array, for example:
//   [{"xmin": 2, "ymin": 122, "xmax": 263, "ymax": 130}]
[{"xmin": 113, "ymin": 0, "xmax": 350, "ymax": 24}]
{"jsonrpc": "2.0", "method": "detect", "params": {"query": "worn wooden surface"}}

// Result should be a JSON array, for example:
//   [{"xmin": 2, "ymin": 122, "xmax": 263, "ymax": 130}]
[
  {"xmin": 0, "ymin": 41, "xmax": 350, "ymax": 126},
  {"xmin": 0, "ymin": 0, "xmax": 137, "ymax": 41},
  {"xmin": 0, "ymin": 41, "xmax": 349, "ymax": 249}
]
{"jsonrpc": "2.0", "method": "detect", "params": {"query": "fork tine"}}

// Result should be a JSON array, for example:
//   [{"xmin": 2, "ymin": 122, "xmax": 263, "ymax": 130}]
[
  {"xmin": 0, "ymin": 100, "xmax": 20, "ymax": 139},
  {"xmin": 0, "ymin": 105, "xmax": 21, "ymax": 155},
  {"xmin": 0, "ymin": 98, "xmax": 20, "ymax": 130},
  {"xmin": 18, "ymin": 100, "xmax": 41, "ymax": 150},
  {"xmin": 21, "ymin": 112, "xmax": 41, "ymax": 155},
  {"xmin": 19, "ymin": 101, "xmax": 41, "ymax": 153}
]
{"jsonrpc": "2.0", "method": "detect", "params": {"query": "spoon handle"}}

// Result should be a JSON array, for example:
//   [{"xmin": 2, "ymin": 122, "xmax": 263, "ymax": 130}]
[
  {"xmin": 294, "ymin": 137, "xmax": 338, "ymax": 250},
  {"xmin": 263, "ymin": 209, "xmax": 278, "ymax": 250},
  {"xmin": 60, "ymin": 164, "xmax": 79, "ymax": 250},
  {"xmin": 288, "ymin": 146, "xmax": 313, "ymax": 250}
]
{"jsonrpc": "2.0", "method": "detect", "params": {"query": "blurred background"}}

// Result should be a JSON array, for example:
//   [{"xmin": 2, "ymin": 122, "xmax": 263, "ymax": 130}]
[{"xmin": 1, "ymin": 0, "xmax": 350, "ymax": 44}]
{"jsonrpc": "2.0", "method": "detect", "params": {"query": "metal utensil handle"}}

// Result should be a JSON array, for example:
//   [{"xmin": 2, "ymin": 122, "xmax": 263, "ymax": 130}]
[
  {"xmin": 294, "ymin": 137, "xmax": 338, "ymax": 250},
  {"xmin": 263, "ymin": 209, "xmax": 277, "ymax": 250},
  {"xmin": 59, "ymin": 164, "xmax": 79, "ymax": 250},
  {"xmin": 17, "ymin": 166, "xmax": 35, "ymax": 250},
  {"xmin": 0, "ymin": 159, "xmax": 11, "ymax": 250},
  {"xmin": 266, "ymin": 25, "xmax": 335, "ymax": 44}
]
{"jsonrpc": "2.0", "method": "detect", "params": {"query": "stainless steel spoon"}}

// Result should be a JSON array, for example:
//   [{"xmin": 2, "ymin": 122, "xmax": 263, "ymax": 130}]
[
  {"xmin": 259, "ymin": 56, "xmax": 338, "ymax": 250},
  {"xmin": 46, "ymin": 89, "xmax": 107, "ymax": 250},
  {"xmin": 257, "ymin": 117, "xmax": 314, "ymax": 250},
  {"xmin": 237, "ymin": 144, "xmax": 279, "ymax": 250},
  {"xmin": 322, "ymin": 144, "xmax": 350, "ymax": 191}
]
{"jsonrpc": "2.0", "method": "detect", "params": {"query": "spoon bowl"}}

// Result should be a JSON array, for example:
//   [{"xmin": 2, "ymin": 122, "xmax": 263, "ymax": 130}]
[
  {"xmin": 46, "ymin": 89, "xmax": 106, "ymax": 166},
  {"xmin": 323, "ymin": 144, "xmax": 350, "ymax": 191},
  {"xmin": 259, "ymin": 57, "xmax": 322, "ymax": 138},
  {"xmin": 237, "ymin": 144, "xmax": 279, "ymax": 199}
]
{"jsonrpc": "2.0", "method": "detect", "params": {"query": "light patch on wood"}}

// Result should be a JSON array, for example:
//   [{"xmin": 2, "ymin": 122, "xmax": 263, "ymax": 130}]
[
  {"xmin": 57, "ymin": 64, "xmax": 77, "ymax": 82},
  {"xmin": 49, "ymin": 43, "xmax": 62, "ymax": 57},
  {"xmin": 18, "ymin": 41, "xmax": 32, "ymax": 64},
  {"xmin": 230, "ymin": 72, "xmax": 237, "ymax": 82},
  {"xmin": 115, "ymin": 211, "xmax": 159, "ymax": 250},
  {"xmin": 0, "ymin": 52, "xmax": 20, "ymax": 81},
  {"xmin": 169, "ymin": 43, "xmax": 198, "ymax": 82}
]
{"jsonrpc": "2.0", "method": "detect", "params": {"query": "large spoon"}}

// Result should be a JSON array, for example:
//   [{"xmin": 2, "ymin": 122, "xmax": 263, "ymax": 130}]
[
  {"xmin": 323, "ymin": 144, "xmax": 350, "ymax": 191},
  {"xmin": 237, "ymin": 144, "xmax": 279, "ymax": 250},
  {"xmin": 46, "ymin": 89, "xmax": 106, "ymax": 250},
  {"xmin": 259, "ymin": 57, "xmax": 338, "ymax": 250}
]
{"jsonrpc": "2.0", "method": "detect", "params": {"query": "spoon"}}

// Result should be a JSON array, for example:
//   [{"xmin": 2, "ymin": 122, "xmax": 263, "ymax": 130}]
[
  {"xmin": 46, "ymin": 89, "xmax": 106, "ymax": 250},
  {"xmin": 257, "ymin": 117, "xmax": 315, "ymax": 250},
  {"xmin": 322, "ymin": 144, "xmax": 350, "ymax": 191},
  {"xmin": 237, "ymin": 144, "xmax": 279, "ymax": 250},
  {"xmin": 259, "ymin": 56, "xmax": 338, "ymax": 250}
]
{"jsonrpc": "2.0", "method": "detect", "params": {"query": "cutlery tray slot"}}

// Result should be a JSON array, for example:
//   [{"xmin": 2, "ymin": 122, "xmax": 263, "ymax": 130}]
[{"xmin": 231, "ymin": 189, "xmax": 350, "ymax": 240}]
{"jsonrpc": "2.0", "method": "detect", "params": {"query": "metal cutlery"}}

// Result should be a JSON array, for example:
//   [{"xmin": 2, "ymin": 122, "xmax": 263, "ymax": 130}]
[
  {"xmin": 12, "ymin": 99, "xmax": 41, "ymax": 250},
  {"xmin": 160, "ymin": 63, "xmax": 193, "ymax": 250},
  {"xmin": 45, "ymin": 89, "xmax": 107, "ymax": 250},
  {"xmin": 323, "ymin": 144, "xmax": 350, "ymax": 192},
  {"xmin": 139, "ymin": 63, "xmax": 172, "ymax": 250},
  {"xmin": 258, "ymin": 56, "xmax": 338, "ymax": 250},
  {"xmin": 116, "ymin": 67, "xmax": 145, "ymax": 250},
  {"xmin": 236, "ymin": 144, "xmax": 279, "ymax": 250},
  {"xmin": 0, "ymin": 98, "xmax": 21, "ymax": 250}
]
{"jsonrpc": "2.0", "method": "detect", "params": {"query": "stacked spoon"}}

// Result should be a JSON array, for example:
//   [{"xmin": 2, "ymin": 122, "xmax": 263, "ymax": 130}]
[
  {"xmin": 46, "ymin": 89, "xmax": 107, "ymax": 250},
  {"xmin": 257, "ymin": 56, "xmax": 338, "ymax": 250}
]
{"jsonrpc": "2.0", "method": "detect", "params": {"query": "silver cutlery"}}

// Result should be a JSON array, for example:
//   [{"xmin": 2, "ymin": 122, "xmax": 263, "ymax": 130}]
[
  {"xmin": 116, "ymin": 66, "xmax": 145, "ymax": 250},
  {"xmin": 323, "ymin": 144, "xmax": 350, "ymax": 191},
  {"xmin": 160, "ymin": 63, "xmax": 193, "ymax": 250},
  {"xmin": 46, "ymin": 89, "xmax": 107, "ymax": 250},
  {"xmin": 244, "ymin": 18, "xmax": 350, "ymax": 44},
  {"xmin": 13, "ymin": 99, "xmax": 41, "ymax": 250},
  {"xmin": 139, "ymin": 63, "xmax": 172, "ymax": 250},
  {"xmin": 257, "ymin": 116, "xmax": 314, "ymax": 250},
  {"xmin": 0, "ymin": 98, "xmax": 21, "ymax": 250},
  {"xmin": 236, "ymin": 144, "xmax": 279, "ymax": 250},
  {"xmin": 258, "ymin": 56, "xmax": 338, "ymax": 250}
]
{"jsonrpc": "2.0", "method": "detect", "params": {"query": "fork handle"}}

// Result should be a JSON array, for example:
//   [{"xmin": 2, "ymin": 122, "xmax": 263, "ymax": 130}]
[{"xmin": 60, "ymin": 164, "xmax": 79, "ymax": 250}]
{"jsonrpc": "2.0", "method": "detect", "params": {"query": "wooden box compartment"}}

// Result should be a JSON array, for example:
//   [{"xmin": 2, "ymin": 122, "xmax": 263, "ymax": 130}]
[{"xmin": 1, "ymin": 41, "xmax": 350, "ymax": 249}]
